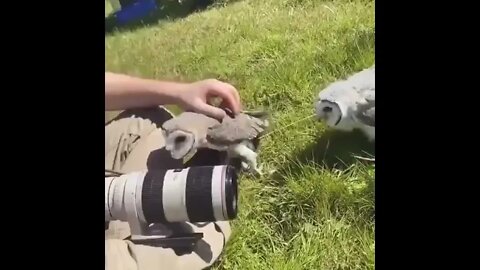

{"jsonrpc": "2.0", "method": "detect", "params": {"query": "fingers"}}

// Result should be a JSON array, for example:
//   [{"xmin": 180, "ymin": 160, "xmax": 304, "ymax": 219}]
[
  {"xmin": 193, "ymin": 100, "xmax": 227, "ymax": 120},
  {"xmin": 181, "ymin": 79, "xmax": 243, "ymax": 119},
  {"xmin": 219, "ymin": 81, "xmax": 242, "ymax": 111},
  {"xmin": 206, "ymin": 80, "xmax": 242, "ymax": 114}
]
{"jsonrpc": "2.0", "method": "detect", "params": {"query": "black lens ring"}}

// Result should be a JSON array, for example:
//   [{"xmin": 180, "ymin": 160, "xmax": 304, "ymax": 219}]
[{"xmin": 224, "ymin": 165, "xmax": 238, "ymax": 219}]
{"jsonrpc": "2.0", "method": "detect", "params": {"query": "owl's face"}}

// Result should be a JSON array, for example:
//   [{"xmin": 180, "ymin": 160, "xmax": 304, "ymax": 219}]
[
  {"xmin": 315, "ymin": 100, "xmax": 343, "ymax": 127},
  {"xmin": 164, "ymin": 130, "xmax": 199, "ymax": 159},
  {"xmin": 314, "ymin": 81, "xmax": 360, "ymax": 131}
]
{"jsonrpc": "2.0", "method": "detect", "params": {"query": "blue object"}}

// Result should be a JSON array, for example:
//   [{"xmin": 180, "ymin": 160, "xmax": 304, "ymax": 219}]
[{"xmin": 115, "ymin": 0, "xmax": 158, "ymax": 25}]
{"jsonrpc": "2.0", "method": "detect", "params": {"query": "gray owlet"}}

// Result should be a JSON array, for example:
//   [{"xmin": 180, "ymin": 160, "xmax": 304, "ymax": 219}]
[
  {"xmin": 161, "ymin": 110, "xmax": 270, "ymax": 175},
  {"xmin": 314, "ymin": 65, "xmax": 375, "ymax": 141}
]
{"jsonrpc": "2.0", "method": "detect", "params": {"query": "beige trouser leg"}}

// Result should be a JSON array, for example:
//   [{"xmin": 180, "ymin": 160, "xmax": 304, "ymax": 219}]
[{"xmin": 105, "ymin": 107, "xmax": 231, "ymax": 270}]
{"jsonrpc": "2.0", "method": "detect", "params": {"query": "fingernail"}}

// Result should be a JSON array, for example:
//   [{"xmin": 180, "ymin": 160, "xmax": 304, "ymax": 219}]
[{"xmin": 224, "ymin": 108, "xmax": 235, "ymax": 118}]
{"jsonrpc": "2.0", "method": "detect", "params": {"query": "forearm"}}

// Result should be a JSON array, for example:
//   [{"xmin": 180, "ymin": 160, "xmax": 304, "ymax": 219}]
[{"xmin": 105, "ymin": 72, "xmax": 185, "ymax": 111}]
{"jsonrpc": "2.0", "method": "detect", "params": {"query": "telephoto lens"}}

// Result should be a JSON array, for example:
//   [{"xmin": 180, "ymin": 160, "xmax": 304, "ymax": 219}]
[{"xmin": 105, "ymin": 165, "xmax": 238, "ymax": 224}]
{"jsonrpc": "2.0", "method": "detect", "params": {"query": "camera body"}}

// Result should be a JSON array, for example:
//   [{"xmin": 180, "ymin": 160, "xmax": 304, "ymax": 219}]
[{"xmin": 105, "ymin": 165, "xmax": 238, "ymax": 247}]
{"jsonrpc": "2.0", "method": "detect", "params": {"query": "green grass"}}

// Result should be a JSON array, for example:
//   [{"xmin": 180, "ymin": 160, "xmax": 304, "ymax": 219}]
[{"xmin": 106, "ymin": 0, "xmax": 375, "ymax": 269}]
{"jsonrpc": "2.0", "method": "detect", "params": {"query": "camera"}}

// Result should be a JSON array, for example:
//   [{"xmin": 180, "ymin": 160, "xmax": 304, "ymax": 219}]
[{"xmin": 105, "ymin": 165, "xmax": 238, "ymax": 247}]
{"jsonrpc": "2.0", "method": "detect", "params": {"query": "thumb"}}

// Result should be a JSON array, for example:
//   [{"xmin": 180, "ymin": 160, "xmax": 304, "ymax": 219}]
[{"xmin": 194, "ymin": 102, "xmax": 226, "ymax": 120}]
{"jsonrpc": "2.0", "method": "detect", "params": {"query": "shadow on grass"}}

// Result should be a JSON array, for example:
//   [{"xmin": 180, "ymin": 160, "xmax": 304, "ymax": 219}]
[
  {"xmin": 105, "ymin": 0, "xmax": 221, "ymax": 36},
  {"xmin": 271, "ymin": 129, "xmax": 375, "ymax": 185}
]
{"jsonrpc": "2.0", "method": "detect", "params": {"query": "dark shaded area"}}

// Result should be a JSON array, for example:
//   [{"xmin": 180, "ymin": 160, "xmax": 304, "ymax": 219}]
[
  {"xmin": 272, "ymin": 129, "xmax": 375, "ymax": 184},
  {"xmin": 129, "ymin": 222, "xmax": 214, "ymax": 259},
  {"xmin": 294, "ymin": 129, "xmax": 374, "ymax": 169},
  {"xmin": 105, "ymin": 0, "xmax": 215, "ymax": 36},
  {"xmin": 146, "ymin": 147, "xmax": 185, "ymax": 169},
  {"xmin": 184, "ymin": 148, "xmax": 227, "ymax": 167},
  {"xmin": 185, "ymin": 148, "xmax": 245, "ymax": 174}
]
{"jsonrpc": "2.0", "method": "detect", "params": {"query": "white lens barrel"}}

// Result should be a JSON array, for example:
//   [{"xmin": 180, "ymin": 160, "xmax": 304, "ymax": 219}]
[{"xmin": 105, "ymin": 165, "xmax": 238, "ymax": 224}]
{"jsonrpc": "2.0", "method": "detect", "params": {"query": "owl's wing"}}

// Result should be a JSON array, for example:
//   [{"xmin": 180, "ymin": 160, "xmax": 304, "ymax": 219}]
[
  {"xmin": 206, "ymin": 114, "xmax": 267, "ymax": 145},
  {"xmin": 162, "ymin": 111, "xmax": 220, "ymax": 133},
  {"xmin": 355, "ymin": 94, "xmax": 375, "ymax": 127}
]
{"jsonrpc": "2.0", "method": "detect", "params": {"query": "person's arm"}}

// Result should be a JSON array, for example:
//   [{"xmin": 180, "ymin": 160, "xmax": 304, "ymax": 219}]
[
  {"xmin": 105, "ymin": 72, "xmax": 242, "ymax": 120},
  {"xmin": 105, "ymin": 72, "xmax": 185, "ymax": 110}
]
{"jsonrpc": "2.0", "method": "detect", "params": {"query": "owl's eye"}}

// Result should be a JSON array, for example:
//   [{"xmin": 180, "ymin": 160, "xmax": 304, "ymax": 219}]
[
  {"xmin": 323, "ymin": 107, "xmax": 332, "ymax": 113},
  {"xmin": 175, "ymin": 136, "xmax": 186, "ymax": 144}
]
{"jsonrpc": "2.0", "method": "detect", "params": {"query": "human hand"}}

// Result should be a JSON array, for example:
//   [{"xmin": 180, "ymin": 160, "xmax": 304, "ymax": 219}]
[{"xmin": 175, "ymin": 79, "xmax": 242, "ymax": 120}]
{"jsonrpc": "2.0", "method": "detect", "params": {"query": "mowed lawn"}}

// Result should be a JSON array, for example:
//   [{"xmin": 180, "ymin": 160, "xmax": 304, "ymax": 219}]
[{"xmin": 106, "ymin": 0, "xmax": 375, "ymax": 269}]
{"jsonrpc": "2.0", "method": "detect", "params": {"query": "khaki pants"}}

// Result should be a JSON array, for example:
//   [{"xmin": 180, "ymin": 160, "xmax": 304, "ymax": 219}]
[{"xmin": 105, "ymin": 107, "xmax": 231, "ymax": 270}]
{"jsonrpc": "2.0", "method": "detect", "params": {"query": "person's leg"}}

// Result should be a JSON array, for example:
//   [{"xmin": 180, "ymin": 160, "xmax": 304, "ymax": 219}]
[
  {"xmin": 105, "ymin": 107, "xmax": 178, "ymax": 171},
  {"xmin": 105, "ymin": 107, "xmax": 231, "ymax": 270}
]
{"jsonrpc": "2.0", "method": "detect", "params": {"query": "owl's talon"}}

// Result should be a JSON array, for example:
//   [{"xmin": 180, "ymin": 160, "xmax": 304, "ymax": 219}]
[{"xmin": 251, "ymin": 164, "xmax": 264, "ymax": 176}]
